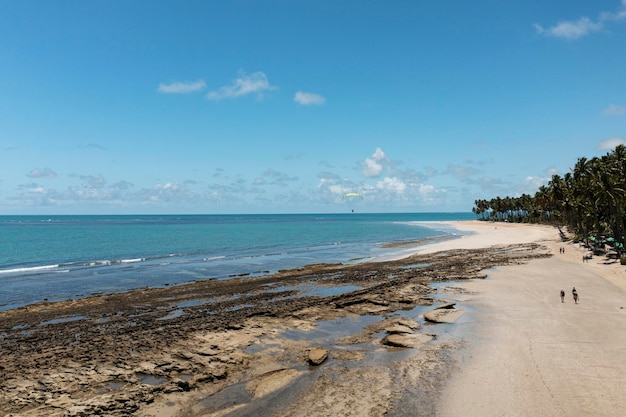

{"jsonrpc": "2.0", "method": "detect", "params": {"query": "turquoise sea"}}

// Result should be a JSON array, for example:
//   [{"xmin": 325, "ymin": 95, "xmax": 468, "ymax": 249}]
[{"xmin": 0, "ymin": 213, "xmax": 474, "ymax": 311}]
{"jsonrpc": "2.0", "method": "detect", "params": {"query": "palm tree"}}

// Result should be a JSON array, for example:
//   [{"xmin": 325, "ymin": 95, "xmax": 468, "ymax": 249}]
[{"xmin": 470, "ymin": 144, "xmax": 626, "ymax": 248}]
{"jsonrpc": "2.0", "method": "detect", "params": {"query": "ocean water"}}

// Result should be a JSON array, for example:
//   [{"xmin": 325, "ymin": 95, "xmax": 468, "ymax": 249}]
[{"xmin": 0, "ymin": 213, "xmax": 473, "ymax": 311}]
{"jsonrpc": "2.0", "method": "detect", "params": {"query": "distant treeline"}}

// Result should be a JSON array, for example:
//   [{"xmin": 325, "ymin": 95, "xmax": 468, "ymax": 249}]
[{"xmin": 472, "ymin": 145, "xmax": 626, "ymax": 250}]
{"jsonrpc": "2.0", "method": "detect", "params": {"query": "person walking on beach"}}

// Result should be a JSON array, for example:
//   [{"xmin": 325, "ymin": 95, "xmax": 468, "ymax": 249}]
[
  {"xmin": 560, "ymin": 289, "xmax": 565, "ymax": 303},
  {"xmin": 572, "ymin": 287, "xmax": 579, "ymax": 304}
]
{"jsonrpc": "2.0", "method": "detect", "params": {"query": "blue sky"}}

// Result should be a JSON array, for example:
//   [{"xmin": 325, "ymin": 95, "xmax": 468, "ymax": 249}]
[{"xmin": 1, "ymin": 0, "xmax": 625, "ymax": 215}]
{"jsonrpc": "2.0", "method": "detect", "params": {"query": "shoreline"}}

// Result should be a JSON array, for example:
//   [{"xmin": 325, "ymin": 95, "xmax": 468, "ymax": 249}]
[
  {"xmin": 0, "ymin": 220, "xmax": 528, "ymax": 314},
  {"xmin": 0, "ymin": 218, "xmax": 466, "ymax": 313},
  {"xmin": 4, "ymin": 221, "xmax": 624, "ymax": 416}
]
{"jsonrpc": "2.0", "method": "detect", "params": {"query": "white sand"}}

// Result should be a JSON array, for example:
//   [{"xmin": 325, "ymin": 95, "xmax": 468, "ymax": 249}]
[
  {"xmin": 416, "ymin": 220, "xmax": 557, "ymax": 254},
  {"xmin": 428, "ymin": 221, "xmax": 626, "ymax": 417}
]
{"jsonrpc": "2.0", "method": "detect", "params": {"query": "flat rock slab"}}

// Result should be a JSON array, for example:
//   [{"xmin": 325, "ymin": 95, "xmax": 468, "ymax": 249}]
[
  {"xmin": 308, "ymin": 347, "xmax": 329, "ymax": 366},
  {"xmin": 384, "ymin": 324, "xmax": 414, "ymax": 334},
  {"xmin": 382, "ymin": 333, "xmax": 435, "ymax": 348},
  {"xmin": 249, "ymin": 369, "xmax": 305, "ymax": 398},
  {"xmin": 395, "ymin": 318, "xmax": 420, "ymax": 330},
  {"xmin": 424, "ymin": 308, "xmax": 465, "ymax": 323}
]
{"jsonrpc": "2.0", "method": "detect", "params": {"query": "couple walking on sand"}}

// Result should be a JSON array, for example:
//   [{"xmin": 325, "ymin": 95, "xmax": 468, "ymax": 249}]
[{"xmin": 561, "ymin": 287, "xmax": 579, "ymax": 303}]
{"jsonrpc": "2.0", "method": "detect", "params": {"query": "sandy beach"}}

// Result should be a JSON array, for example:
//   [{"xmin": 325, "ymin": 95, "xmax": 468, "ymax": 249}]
[
  {"xmin": 2, "ymin": 220, "xmax": 625, "ymax": 416},
  {"xmin": 436, "ymin": 222, "xmax": 626, "ymax": 417}
]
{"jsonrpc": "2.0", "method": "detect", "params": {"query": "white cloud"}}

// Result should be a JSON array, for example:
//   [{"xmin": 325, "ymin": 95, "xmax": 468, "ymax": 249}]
[
  {"xmin": 522, "ymin": 168, "xmax": 560, "ymax": 191},
  {"xmin": 316, "ymin": 175, "xmax": 361, "ymax": 201},
  {"xmin": 21, "ymin": 184, "xmax": 47, "ymax": 194},
  {"xmin": 525, "ymin": 175, "xmax": 549, "ymax": 189},
  {"xmin": 598, "ymin": 137, "xmax": 626, "ymax": 149},
  {"xmin": 157, "ymin": 80, "xmax": 206, "ymax": 94},
  {"xmin": 98, "ymin": 181, "xmax": 203, "ymax": 206},
  {"xmin": 315, "ymin": 148, "xmax": 451, "ymax": 206},
  {"xmin": 533, "ymin": 18, "xmax": 602, "ymax": 40},
  {"xmin": 111, "ymin": 180, "xmax": 133, "ymax": 190},
  {"xmin": 603, "ymin": 104, "xmax": 626, "ymax": 116},
  {"xmin": 419, "ymin": 183, "xmax": 436, "ymax": 195},
  {"xmin": 361, "ymin": 147, "xmax": 388, "ymax": 177},
  {"xmin": 317, "ymin": 156, "xmax": 449, "ymax": 207},
  {"xmin": 604, "ymin": 0, "xmax": 626, "ymax": 20},
  {"xmin": 262, "ymin": 169, "xmax": 298, "ymax": 184},
  {"xmin": 294, "ymin": 91, "xmax": 326, "ymax": 105},
  {"xmin": 534, "ymin": 1, "xmax": 626, "ymax": 40},
  {"xmin": 327, "ymin": 183, "xmax": 346, "ymax": 196},
  {"xmin": 12, "ymin": 183, "xmax": 59, "ymax": 207},
  {"xmin": 376, "ymin": 177, "xmax": 406, "ymax": 194},
  {"xmin": 445, "ymin": 163, "xmax": 481, "ymax": 180},
  {"xmin": 362, "ymin": 158, "xmax": 383, "ymax": 177},
  {"xmin": 80, "ymin": 174, "xmax": 106, "ymax": 188},
  {"xmin": 27, "ymin": 167, "xmax": 57, "ymax": 179},
  {"xmin": 206, "ymin": 71, "xmax": 277, "ymax": 101}
]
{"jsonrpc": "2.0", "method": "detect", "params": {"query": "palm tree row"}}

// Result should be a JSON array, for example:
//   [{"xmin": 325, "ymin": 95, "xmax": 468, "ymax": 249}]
[{"xmin": 472, "ymin": 145, "xmax": 626, "ymax": 252}]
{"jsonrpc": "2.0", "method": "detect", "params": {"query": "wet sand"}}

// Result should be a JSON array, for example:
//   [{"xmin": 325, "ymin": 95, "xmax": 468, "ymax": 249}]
[{"xmin": 4, "ymin": 220, "xmax": 617, "ymax": 416}]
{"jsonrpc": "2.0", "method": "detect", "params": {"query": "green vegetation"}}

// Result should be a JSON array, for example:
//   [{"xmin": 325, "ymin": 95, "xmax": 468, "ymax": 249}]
[{"xmin": 472, "ymin": 145, "xmax": 626, "ymax": 253}]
